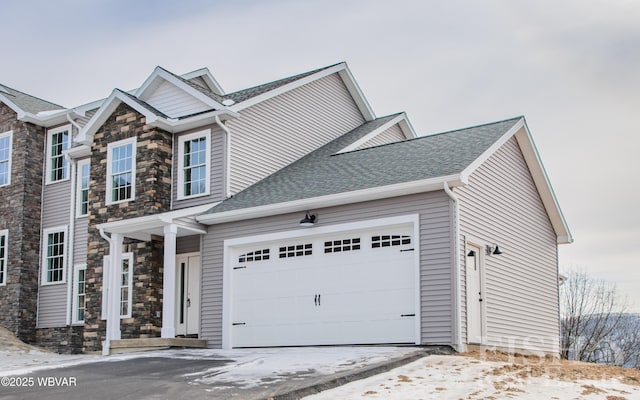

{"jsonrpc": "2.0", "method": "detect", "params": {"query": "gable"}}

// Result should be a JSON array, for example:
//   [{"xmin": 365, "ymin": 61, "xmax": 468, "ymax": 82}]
[
  {"xmin": 144, "ymin": 80, "xmax": 211, "ymax": 119},
  {"xmin": 354, "ymin": 123, "xmax": 406, "ymax": 150}
]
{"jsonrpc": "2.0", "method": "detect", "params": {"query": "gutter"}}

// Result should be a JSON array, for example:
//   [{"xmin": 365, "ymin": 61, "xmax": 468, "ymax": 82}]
[
  {"xmin": 98, "ymin": 228, "xmax": 112, "ymax": 356},
  {"xmin": 443, "ymin": 182, "xmax": 464, "ymax": 352},
  {"xmin": 65, "ymin": 154, "xmax": 77, "ymax": 326},
  {"xmin": 215, "ymin": 115, "xmax": 233, "ymax": 198}
]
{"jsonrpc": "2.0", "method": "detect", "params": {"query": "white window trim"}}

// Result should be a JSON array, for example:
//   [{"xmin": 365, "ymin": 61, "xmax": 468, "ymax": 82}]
[
  {"xmin": 177, "ymin": 129, "xmax": 211, "ymax": 200},
  {"xmin": 0, "ymin": 229, "xmax": 8, "ymax": 286},
  {"xmin": 72, "ymin": 264, "xmax": 87, "ymax": 324},
  {"xmin": 76, "ymin": 159, "xmax": 90, "ymax": 217},
  {"xmin": 101, "ymin": 252, "xmax": 133, "ymax": 320},
  {"xmin": 41, "ymin": 225, "xmax": 68, "ymax": 285},
  {"xmin": 0, "ymin": 130, "xmax": 13, "ymax": 187},
  {"xmin": 106, "ymin": 137, "xmax": 137, "ymax": 205},
  {"xmin": 45, "ymin": 125, "xmax": 71, "ymax": 185}
]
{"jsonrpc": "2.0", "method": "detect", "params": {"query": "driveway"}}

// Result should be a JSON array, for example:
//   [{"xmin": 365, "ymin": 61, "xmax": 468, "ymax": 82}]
[{"xmin": 0, "ymin": 346, "xmax": 435, "ymax": 400}]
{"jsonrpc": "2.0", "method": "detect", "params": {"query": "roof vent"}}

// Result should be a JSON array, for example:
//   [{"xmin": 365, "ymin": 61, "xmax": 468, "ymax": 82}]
[{"xmin": 222, "ymin": 99, "xmax": 235, "ymax": 106}]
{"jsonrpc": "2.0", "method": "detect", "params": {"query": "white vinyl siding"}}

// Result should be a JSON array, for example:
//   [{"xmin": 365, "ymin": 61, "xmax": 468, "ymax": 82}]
[
  {"xmin": 177, "ymin": 130, "xmax": 211, "ymax": 199},
  {"xmin": 46, "ymin": 125, "xmax": 70, "ymax": 184},
  {"xmin": 355, "ymin": 124, "xmax": 406, "ymax": 150},
  {"xmin": 0, "ymin": 130, "xmax": 13, "ymax": 187},
  {"xmin": 72, "ymin": 264, "xmax": 86, "ymax": 324},
  {"xmin": 76, "ymin": 159, "xmax": 90, "ymax": 217},
  {"xmin": 0, "ymin": 230, "xmax": 7, "ymax": 286},
  {"xmin": 200, "ymin": 191, "xmax": 452, "ymax": 348},
  {"xmin": 101, "ymin": 253, "xmax": 133, "ymax": 320},
  {"xmin": 228, "ymin": 73, "xmax": 365, "ymax": 194},
  {"xmin": 457, "ymin": 136, "xmax": 559, "ymax": 353},
  {"xmin": 145, "ymin": 80, "xmax": 210, "ymax": 118},
  {"xmin": 106, "ymin": 137, "xmax": 136, "ymax": 205},
  {"xmin": 41, "ymin": 225, "xmax": 68, "ymax": 285}
]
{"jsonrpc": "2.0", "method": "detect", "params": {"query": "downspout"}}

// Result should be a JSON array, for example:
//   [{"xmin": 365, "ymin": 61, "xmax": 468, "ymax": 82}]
[
  {"xmin": 215, "ymin": 115, "xmax": 232, "ymax": 198},
  {"xmin": 98, "ymin": 228, "xmax": 112, "ymax": 356},
  {"xmin": 444, "ymin": 182, "xmax": 463, "ymax": 352},
  {"xmin": 65, "ymin": 154, "xmax": 77, "ymax": 326}
]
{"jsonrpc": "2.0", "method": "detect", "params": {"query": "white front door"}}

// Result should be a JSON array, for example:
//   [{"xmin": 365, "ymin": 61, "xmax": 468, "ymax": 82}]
[
  {"xmin": 176, "ymin": 254, "xmax": 201, "ymax": 336},
  {"xmin": 230, "ymin": 224, "xmax": 417, "ymax": 347},
  {"xmin": 466, "ymin": 244, "xmax": 484, "ymax": 344}
]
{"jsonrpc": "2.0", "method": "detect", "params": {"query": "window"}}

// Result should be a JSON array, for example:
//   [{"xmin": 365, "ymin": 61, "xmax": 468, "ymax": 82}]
[
  {"xmin": 101, "ymin": 252, "xmax": 133, "ymax": 319},
  {"xmin": 42, "ymin": 226, "xmax": 67, "ymax": 284},
  {"xmin": 324, "ymin": 238, "xmax": 361, "ymax": 253},
  {"xmin": 0, "ymin": 131, "xmax": 13, "ymax": 187},
  {"xmin": 72, "ymin": 264, "xmax": 86, "ymax": 323},
  {"xmin": 279, "ymin": 243, "xmax": 312, "ymax": 258},
  {"xmin": 177, "ymin": 130, "xmax": 210, "ymax": 199},
  {"xmin": 46, "ymin": 125, "xmax": 70, "ymax": 184},
  {"xmin": 0, "ymin": 230, "xmax": 7, "ymax": 286},
  {"xmin": 371, "ymin": 235, "xmax": 411, "ymax": 248},
  {"xmin": 238, "ymin": 249, "xmax": 270, "ymax": 263},
  {"xmin": 107, "ymin": 138, "xmax": 136, "ymax": 204},
  {"xmin": 76, "ymin": 159, "xmax": 90, "ymax": 217}
]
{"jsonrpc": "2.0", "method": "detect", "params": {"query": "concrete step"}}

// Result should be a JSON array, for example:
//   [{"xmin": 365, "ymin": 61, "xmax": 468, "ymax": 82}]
[{"xmin": 109, "ymin": 338, "xmax": 207, "ymax": 354}]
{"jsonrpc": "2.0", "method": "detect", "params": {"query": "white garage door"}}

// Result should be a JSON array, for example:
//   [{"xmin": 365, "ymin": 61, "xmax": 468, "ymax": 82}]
[{"xmin": 230, "ymin": 224, "xmax": 416, "ymax": 347}]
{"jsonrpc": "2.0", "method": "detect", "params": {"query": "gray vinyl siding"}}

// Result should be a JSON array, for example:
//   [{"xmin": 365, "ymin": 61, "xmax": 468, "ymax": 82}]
[
  {"xmin": 145, "ymin": 80, "xmax": 210, "ymax": 118},
  {"xmin": 74, "ymin": 217, "xmax": 88, "ymax": 265},
  {"xmin": 172, "ymin": 125, "xmax": 226, "ymax": 210},
  {"xmin": 177, "ymin": 235, "xmax": 201, "ymax": 254},
  {"xmin": 355, "ymin": 123, "xmax": 406, "ymax": 150},
  {"xmin": 227, "ymin": 73, "xmax": 366, "ymax": 194},
  {"xmin": 200, "ymin": 191, "xmax": 453, "ymax": 348},
  {"xmin": 38, "ymin": 180, "xmax": 72, "ymax": 328},
  {"xmin": 456, "ymin": 136, "xmax": 559, "ymax": 353}
]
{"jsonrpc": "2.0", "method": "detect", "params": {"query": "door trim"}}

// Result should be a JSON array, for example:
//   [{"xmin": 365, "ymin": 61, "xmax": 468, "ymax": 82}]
[
  {"xmin": 465, "ymin": 240, "xmax": 487, "ymax": 345},
  {"xmin": 175, "ymin": 252, "xmax": 201, "ymax": 336},
  {"xmin": 222, "ymin": 214, "xmax": 421, "ymax": 349}
]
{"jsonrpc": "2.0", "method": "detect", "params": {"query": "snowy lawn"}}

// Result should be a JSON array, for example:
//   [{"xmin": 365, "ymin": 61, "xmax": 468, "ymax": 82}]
[{"xmin": 304, "ymin": 353, "xmax": 640, "ymax": 400}]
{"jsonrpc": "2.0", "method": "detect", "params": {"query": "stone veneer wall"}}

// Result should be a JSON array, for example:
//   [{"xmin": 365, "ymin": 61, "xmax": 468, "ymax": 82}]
[
  {"xmin": 0, "ymin": 103, "xmax": 44, "ymax": 344},
  {"xmin": 84, "ymin": 103, "xmax": 172, "ymax": 352},
  {"xmin": 35, "ymin": 326, "xmax": 84, "ymax": 354}
]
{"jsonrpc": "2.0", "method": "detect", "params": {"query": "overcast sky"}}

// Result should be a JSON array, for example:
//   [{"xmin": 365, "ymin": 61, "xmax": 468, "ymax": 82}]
[{"xmin": 2, "ymin": 0, "xmax": 639, "ymax": 311}]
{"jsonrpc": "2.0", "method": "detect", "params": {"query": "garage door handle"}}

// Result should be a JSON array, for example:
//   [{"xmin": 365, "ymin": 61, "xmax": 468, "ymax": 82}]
[
  {"xmin": 401, "ymin": 314, "xmax": 415, "ymax": 317},
  {"xmin": 400, "ymin": 248, "xmax": 414, "ymax": 252},
  {"xmin": 314, "ymin": 294, "xmax": 321, "ymax": 306}
]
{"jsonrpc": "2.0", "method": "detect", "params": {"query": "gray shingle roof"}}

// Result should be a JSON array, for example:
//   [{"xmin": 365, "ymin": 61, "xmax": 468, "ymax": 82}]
[
  {"xmin": 206, "ymin": 116, "xmax": 522, "ymax": 214},
  {"xmin": 0, "ymin": 84, "xmax": 64, "ymax": 114}
]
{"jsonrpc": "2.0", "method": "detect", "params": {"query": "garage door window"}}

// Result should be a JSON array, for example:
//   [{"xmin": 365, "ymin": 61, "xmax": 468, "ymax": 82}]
[
  {"xmin": 371, "ymin": 235, "xmax": 411, "ymax": 248},
  {"xmin": 238, "ymin": 249, "xmax": 270, "ymax": 263},
  {"xmin": 324, "ymin": 238, "xmax": 361, "ymax": 253},
  {"xmin": 279, "ymin": 243, "xmax": 312, "ymax": 258}
]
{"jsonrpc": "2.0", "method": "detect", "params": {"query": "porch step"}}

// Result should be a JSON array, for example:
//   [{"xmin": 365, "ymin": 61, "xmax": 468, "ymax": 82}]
[{"xmin": 109, "ymin": 338, "xmax": 207, "ymax": 354}]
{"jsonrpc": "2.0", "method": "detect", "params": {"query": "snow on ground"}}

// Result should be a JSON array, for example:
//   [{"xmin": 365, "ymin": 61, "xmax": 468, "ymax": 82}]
[
  {"xmin": 0, "ymin": 349, "xmax": 101, "ymax": 377},
  {"xmin": 304, "ymin": 354, "xmax": 640, "ymax": 400}
]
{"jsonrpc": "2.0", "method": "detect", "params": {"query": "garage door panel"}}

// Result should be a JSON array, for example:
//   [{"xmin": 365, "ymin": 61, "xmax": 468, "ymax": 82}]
[{"xmin": 230, "ymin": 224, "xmax": 416, "ymax": 347}]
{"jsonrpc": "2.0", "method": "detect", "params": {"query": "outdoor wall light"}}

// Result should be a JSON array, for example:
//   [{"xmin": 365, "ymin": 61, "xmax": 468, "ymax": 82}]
[
  {"xmin": 486, "ymin": 244, "xmax": 503, "ymax": 255},
  {"xmin": 299, "ymin": 211, "xmax": 317, "ymax": 227}
]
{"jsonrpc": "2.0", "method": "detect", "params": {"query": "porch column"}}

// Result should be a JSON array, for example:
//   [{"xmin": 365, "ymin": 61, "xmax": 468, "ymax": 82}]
[
  {"xmin": 161, "ymin": 223, "xmax": 178, "ymax": 338},
  {"xmin": 105, "ymin": 233, "xmax": 123, "ymax": 354}
]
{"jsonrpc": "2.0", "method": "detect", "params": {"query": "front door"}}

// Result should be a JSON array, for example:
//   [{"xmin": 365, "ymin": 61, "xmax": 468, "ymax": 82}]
[
  {"xmin": 466, "ymin": 244, "xmax": 484, "ymax": 344},
  {"xmin": 176, "ymin": 254, "xmax": 201, "ymax": 336}
]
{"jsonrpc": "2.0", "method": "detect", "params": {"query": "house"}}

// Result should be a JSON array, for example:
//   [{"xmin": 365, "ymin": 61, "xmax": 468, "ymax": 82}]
[{"xmin": 0, "ymin": 62, "xmax": 572, "ymax": 355}]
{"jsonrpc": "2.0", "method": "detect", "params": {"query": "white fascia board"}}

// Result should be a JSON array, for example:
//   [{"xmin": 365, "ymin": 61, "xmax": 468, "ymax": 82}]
[
  {"xmin": 0, "ymin": 94, "xmax": 27, "ymax": 119},
  {"xmin": 514, "ymin": 124, "xmax": 573, "ymax": 244},
  {"xmin": 98, "ymin": 203, "xmax": 217, "ymax": 234},
  {"xmin": 180, "ymin": 67, "xmax": 225, "ymax": 95},
  {"xmin": 399, "ymin": 116, "xmax": 418, "ymax": 139},
  {"xmin": 154, "ymin": 109, "xmax": 239, "ymax": 134},
  {"xmin": 197, "ymin": 174, "xmax": 464, "ymax": 225},
  {"xmin": 0, "ymin": 93, "xmax": 72, "ymax": 128},
  {"xmin": 64, "ymin": 145, "xmax": 91, "ymax": 159},
  {"xmin": 337, "ymin": 65, "xmax": 376, "ymax": 121},
  {"xmin": 459, "ymin": 118, "xmax": 525, "ymax": 182},
  {"xmin": 135, "ymin": 67, "xmax": 224, "ymax": 109},
  {"xmin": 336, "ymin": 113, "xmax": 408, "ymax": 154}
]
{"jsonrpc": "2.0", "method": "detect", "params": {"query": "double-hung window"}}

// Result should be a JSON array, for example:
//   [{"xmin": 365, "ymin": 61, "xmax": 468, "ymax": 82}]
[
  {"xmin": 46, "ymin": 125, "xmax": 70, "ymax": 184},
  {"xmin": 177, "ymin": 130, "xmax": 210, "ymax": 199},
  {"xmin": 72, "ymin": 264, "xmax": 86, "ymax": 323},
  {"xmin": 0, "ymin": 131, "xmax": 13, "ymax": 187},
  {"xmin": 107, "ymin": 138, "xmax": 136, "ymax": 204},
  {"xmin": 76, "ymin": 159, "xmax": 90, "ymax": 217},
  {"xmin": 42, "ymin": 226, "xmax": 67, "ymax": 284},
  {"xmin": 0, "ymin": 230, "xmax": 7, "ymax": 286},
  {"xmin": 101, "ymin": 252, "xmax": 133, "ymax": 319}
]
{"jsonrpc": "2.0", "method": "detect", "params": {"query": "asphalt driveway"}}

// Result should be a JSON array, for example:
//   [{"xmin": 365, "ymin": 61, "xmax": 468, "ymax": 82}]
[{"xmin": 0, "ymin": 346, "xmax": 437, "ymax": 400}]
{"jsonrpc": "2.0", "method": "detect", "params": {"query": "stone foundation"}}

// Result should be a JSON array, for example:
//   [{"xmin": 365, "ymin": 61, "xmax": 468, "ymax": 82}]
[{"xmin": 35, "ymin": 326, "xmax": 84, "ymax": 354}]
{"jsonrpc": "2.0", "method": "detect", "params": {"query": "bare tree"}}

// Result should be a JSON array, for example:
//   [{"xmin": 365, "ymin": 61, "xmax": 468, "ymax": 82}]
[{"xmin": 559, "ymin": 270, "xmax": 629, "ymax": 363}]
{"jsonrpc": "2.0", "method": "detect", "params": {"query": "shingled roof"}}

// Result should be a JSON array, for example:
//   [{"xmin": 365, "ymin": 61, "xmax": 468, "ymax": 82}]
[
  {"xmin": 0, "ymin": 84, "xmax": 64, "ymax": 114},
  {"xmin": 205, "ymin": 116, "xmax": 522, "ymax": 214}
]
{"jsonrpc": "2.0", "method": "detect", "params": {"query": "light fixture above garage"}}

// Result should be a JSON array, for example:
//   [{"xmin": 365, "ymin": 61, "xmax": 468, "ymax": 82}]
[{"xmin": 299, "ymin": 212, "xmax": 317, "ymax": 227}]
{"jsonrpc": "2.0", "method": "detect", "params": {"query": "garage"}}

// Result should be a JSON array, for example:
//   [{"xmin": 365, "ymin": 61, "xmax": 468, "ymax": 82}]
[{"xmin": 226, "ymin": 220, "xmax": 418, "ymax": 347}]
